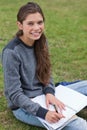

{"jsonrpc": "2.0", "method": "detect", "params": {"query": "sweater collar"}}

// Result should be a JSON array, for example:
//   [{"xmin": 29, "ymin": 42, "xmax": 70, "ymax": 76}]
[{"xmin": 16, "ymin": 37, "xmax": 34, "ymax": 49}]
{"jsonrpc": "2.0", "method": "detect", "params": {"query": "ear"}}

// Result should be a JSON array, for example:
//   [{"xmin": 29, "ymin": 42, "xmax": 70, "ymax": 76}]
[{"xmin": 17, "ymin": 21, "xmax": 23, "ymax": 30}]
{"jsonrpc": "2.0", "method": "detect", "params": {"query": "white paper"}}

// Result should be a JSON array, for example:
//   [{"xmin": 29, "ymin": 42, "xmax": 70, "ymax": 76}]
[{"xmin": 32, "ymin": 85, "xmax": 87, "ymax": 130}]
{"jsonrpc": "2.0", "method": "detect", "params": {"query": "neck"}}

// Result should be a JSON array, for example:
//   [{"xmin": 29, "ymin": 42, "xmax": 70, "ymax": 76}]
[{"xmin": 19, "ymin": 36, "xmax": 34, "ymax": 46}]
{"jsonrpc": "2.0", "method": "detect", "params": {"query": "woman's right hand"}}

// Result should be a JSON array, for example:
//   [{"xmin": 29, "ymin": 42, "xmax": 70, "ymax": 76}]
[{"xmin": 45, "ymin": 111, "xmax": 65, "ymax": 123}]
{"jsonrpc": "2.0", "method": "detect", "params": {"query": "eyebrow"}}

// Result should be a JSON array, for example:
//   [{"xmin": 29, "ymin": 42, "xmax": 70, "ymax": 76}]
[{"xmin": 27, "ymin": 19, "xmax": 44, "ymax": 22}]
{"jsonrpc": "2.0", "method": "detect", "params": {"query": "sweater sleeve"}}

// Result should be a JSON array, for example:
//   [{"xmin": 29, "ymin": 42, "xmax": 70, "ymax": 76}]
[
  {"xmin": 2, "ymin": 49, "xmax": 48, "ymax": 119},
  {"xmin": 43, "ymin": 77, "xmax": 55, "ymax": 95}
]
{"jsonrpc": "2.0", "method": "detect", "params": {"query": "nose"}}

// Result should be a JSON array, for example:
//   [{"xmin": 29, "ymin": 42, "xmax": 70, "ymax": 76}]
[{"xmin": 34, "ymin": 24, "xmax": 39, "ymax": 30}]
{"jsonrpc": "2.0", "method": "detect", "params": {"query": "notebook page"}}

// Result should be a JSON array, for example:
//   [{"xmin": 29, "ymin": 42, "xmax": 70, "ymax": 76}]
[
  {"xmin": 31, "ymin": 85, "xmax": 87, "ymax": 129},
  {"xmin": 32, "ymin": 94, "xmax": 76, "ymax": 129},
  {"xmin": 55, "ymin": 85, "xmax": 87, "ymax": 112},
  {"xmin": 37, "ymin": 106, "xmax": 75, "ymax": 129}
]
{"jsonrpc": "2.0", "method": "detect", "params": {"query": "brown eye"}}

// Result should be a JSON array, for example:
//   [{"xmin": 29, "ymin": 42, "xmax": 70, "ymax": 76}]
[
  {"xmin": 28, "ymin": 22, "xmax": 34, "ymax": 26},
  {"xmin": 38, "ymin": 20, "xmax": 44, "ymax": 25}
]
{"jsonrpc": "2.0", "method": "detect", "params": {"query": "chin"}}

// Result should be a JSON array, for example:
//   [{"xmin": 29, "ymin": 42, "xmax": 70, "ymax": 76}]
[{"xmin": 33, "ymin": 36, "xmax": 41, "ymax": 40}]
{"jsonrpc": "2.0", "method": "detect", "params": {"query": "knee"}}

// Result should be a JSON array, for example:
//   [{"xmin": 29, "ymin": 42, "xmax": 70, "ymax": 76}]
[
  {"xmin": 63, "ymin": 117, "xmax": 87, "ymax": 130},
  {"xmin": 72, "ymin": 117, "xmax": 87, "ymax": 130}
]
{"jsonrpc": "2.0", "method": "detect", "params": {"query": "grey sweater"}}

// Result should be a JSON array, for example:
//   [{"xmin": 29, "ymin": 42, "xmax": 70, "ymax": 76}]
[{"xmin": 2, "ymin": 37, "xmax": 55, "ymax": 119}]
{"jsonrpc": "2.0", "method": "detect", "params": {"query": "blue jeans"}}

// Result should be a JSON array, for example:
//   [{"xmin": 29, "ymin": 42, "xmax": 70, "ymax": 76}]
[{"xmin": 13, "ymin": 80, "xmax": 87, "ymax": 130}]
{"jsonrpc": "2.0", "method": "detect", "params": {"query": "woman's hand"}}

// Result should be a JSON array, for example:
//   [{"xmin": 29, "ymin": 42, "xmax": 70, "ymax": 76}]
[
  {"xmin": 45, "ymin": 93, "xmax": 65, "ymax": 113},
  {"xmin": 45, "ymin": 111, "xmax": 65, "ymax": 123},
  {"xmin": 45, "ymin": 93, "xmax": 65, "ymax": 123}
]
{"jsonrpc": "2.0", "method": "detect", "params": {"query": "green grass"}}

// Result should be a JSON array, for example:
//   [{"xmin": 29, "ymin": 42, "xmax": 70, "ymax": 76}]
[{"xmin": 0, "ymin": 0, "xmax": 87, "ymax": 129}]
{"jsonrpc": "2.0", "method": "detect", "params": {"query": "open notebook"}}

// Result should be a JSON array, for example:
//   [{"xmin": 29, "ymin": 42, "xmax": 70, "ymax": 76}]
[{"xmin": 32, "ymin": 85, "xmax": 87, "ymax": 130}]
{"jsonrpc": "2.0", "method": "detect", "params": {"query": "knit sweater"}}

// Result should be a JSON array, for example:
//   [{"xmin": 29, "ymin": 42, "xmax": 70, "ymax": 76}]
[{"xmin": 2, "ymin": 37, "xmax": 55, "ymax": 119}]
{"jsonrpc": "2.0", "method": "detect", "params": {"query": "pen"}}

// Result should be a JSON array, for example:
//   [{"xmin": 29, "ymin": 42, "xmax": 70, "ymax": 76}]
[{"xmin": 53, "ymin": 104, "xmax": 59, "ymax": 113}]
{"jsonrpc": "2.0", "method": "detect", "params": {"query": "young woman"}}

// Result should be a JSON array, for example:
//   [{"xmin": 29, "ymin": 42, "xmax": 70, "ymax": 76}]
[{"xmin": 2, "ymin": 2, "xmax": 87, "ymax": 130}]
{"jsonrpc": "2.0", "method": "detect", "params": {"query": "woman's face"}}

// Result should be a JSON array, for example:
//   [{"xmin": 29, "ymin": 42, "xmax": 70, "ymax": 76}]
[{"xmin": 17, "ymin": 12, "xmax": 44, "ymax": 46}]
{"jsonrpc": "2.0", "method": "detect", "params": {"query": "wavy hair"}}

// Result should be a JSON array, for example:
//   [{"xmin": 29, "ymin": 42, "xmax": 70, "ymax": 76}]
[{"xmin": 16, "ymin": 2, "xmax": 51, "ymax": 85}]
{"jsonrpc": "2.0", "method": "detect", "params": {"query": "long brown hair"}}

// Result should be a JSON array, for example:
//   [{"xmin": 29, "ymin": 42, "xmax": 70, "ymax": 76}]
[{"xmin": 16, "ymin": 2, "xmax": 51, "ymax": 85}]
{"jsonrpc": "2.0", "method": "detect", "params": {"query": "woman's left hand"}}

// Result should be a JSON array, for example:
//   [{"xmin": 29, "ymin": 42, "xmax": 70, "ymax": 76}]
[{"xmin": 45, "ymin": 93, "xmax": 65, "ymax": 113}]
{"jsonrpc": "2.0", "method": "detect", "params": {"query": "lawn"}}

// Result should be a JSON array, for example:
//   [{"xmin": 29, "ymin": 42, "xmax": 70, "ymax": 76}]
[{"xmin": 0, "ymin": 0, "xmax": 87, "ymax": 129}]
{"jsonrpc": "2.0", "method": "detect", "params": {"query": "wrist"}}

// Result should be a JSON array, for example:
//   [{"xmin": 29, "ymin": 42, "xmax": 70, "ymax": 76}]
[{"xmin": 36, "ymin": 106, "xmax": 48, "ymax": 119}]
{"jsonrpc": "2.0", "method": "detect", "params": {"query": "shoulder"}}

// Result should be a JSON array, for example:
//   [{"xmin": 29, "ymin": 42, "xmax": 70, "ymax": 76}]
[
  {"xmin": 2, "ymin": 37, "xmax": 22, "ymax": 62},
  {"xmin": 3, "ymin": 37, "xmax": 21, "ymax": 51}
]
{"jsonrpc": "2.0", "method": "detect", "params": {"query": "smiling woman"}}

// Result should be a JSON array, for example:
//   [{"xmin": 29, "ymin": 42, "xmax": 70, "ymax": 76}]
[
  {"xmin": 17, "ymin": 12, "xmax": 44, "ymax": 46},
  {"xmin": 2, "ymin": 2, "xmax": 87, "ymax": 130},
  {"xmin": 15, "ymin": 2, "xmax": 51, "ymax": 86}
]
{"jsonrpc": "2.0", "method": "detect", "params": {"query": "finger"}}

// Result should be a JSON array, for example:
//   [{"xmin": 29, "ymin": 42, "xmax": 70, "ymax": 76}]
[
  {"xmin": 57, "ymin": 106, "xmax": 64, "ymax": 114},
  {"xmin": 46, "ymin": 99, "xmax": 50, "ymax": 108},
  {"xmin": 51, "ymin": 117, "xmax": 60, "ymax": 123},
  {"xmin": 55, "ymin": 104, "xmax": 65, "ymax": 116},
  {"xmin": 50, "ymin": 114, "xmax": 60, "ymax": 123},
  {"xmin": 59, "ymin": 101, "xmax": 65, "ymax": 108},
  {"xmin": 57, "ymin": 102, "xmax": 65, "ymax": 111},
  {"xmin": 56, "ymin": 113, "xmax": 65, "ymax": 119},
  {"xmin": 52, "ymin": 113, "xmax": 64, "ymax": 123},
  {"xmin": 57, "ymin": 99, "xmax": 65, "ymax": 106}
]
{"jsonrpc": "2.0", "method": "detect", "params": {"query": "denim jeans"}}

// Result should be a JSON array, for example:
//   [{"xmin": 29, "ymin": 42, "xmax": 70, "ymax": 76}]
[{"xmin": 13, "ymin": 80, "xmax": 87, "ymax": 130}]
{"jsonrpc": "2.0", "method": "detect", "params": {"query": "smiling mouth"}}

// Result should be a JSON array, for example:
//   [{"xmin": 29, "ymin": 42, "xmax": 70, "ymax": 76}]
[{"xmin": 31, "ymin": 32, "xmax": 42, "ymax": 37}]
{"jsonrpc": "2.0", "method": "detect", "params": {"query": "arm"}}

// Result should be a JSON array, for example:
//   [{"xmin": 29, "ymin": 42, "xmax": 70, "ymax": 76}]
[
  {"xmin": 42, "ymin": 73, "xmax": 65, "ymax": 123},
  {"xmin": 2, "ymin": 48, "xmax": 48, "ymax": 119},
  {"xmin": 43, "ymin": 77, "xmax": 55, "ymax": 95}
]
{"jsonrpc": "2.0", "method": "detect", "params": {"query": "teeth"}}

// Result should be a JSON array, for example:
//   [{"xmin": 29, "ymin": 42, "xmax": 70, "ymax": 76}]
[
  {"xmin": 32, "ymin": 32, "xmax": 40, "ymax": 34},
  {"xmin": 31, "ymin": 32, "xmax": 41, "ymax": 37}
]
